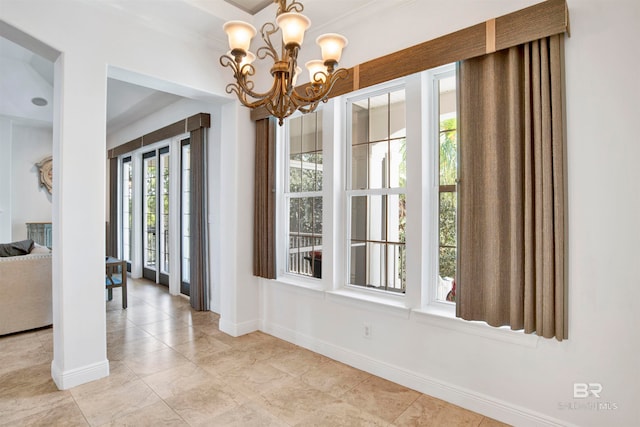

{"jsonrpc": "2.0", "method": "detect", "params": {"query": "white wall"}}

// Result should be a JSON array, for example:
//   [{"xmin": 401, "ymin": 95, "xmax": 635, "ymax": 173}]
[
  {"xmin": 0, "ymin": 117, "xmax": 12, "ymax": 242},
  {"xmin": 10, "ymin": 123, "xmax": 52, "ymax": 240},
  {"xmin": 257, "ymin": 1, "xmax": 640, "ymax": 426}
]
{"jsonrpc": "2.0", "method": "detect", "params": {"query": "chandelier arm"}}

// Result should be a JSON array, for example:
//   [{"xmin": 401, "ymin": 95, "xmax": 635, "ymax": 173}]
[
  {"xmin": 221, "ymin": 53, "xmax": 285, "ymax": 103},
  {"xmin": 258, "ymin": 22, "xmax": 279, "ymax": 62},
  {"xmin": 275, "ymin": 0, "xmax": 304, "ymax": 15},
  {"xmin": 289, "ymin": 68, "xmax": 349, "ymax": 105},
  {"xmin": 235, "ymin": 74, "xmax": 282, "ymax": 109}
]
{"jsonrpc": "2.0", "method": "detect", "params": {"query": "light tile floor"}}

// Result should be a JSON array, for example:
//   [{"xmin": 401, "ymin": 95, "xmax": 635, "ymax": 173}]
[{"xmin": 0, "ymin": 277, "xmax": 510, "ymax": 426}]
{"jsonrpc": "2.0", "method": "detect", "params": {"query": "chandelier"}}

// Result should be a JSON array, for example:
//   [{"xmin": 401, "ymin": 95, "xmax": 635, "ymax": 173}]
[{"xmin": 220, "ymin": 0, "xmax": 349, "ymax": 125}]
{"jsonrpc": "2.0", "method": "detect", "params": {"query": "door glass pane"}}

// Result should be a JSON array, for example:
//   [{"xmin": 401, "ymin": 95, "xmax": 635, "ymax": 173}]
[
  {"xmin": 160, "ymin": 151, "xmax": 170, "ymax": 274},
  {"xmin": 121, "ymin": 158, "xmax": 133, "ymax": 263},
  {"xmin": 143, "ymin": 154, "xmax": 157, "ymax": 271},
  {"xmin": 181, "ymin": 143, "xmax": 191, "ymax": 285}
]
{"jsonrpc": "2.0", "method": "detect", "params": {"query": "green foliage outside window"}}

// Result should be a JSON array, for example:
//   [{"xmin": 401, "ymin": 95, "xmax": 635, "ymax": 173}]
[{"xmin": 439, "ymin": 117, "xmax": 457, "ymax": 280}]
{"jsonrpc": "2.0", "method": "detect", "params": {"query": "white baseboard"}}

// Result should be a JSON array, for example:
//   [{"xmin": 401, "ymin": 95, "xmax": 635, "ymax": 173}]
[
  {"xmin": 261, "ymin": 322, "xmax": 574, "ymax": 427},
  {"xmin": 51, "ymin": 359, "xmax": 109, "ymax": 390},
  {"xmin": 219, "ymin": 317, "xmax": 259, "ymax": 337}
]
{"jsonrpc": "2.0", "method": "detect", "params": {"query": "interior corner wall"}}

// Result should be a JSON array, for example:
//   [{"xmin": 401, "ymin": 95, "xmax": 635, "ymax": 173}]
[{"xmin": 10, "ymin": 123, "xmax": 53, "ymax": 240}]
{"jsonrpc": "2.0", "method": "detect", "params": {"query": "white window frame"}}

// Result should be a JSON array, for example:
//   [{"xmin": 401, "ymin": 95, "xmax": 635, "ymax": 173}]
[
  {"xmin": 344, "ymin": 80, "xmax": 409, "ymax": 298},
  {"xmin": 277, "ymin": 109, "xmax": 325, "ymax": 287},
  {"xmin": 424, "ymin": 63, "xmax": 457, "ymax": 317}
]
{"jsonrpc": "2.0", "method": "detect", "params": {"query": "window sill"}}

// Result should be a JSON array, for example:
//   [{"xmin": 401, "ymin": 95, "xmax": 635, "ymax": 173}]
[
  {"xmin": 326, "ymin": 288, "xmax": 411, "ymax": 319},
  {"xmin": 270, "ymin": 274, "xmax": 325, "ymax": 294},
  {"xmin": 413, "ymin": 307, "xmax": 539, "ymax": 348}
]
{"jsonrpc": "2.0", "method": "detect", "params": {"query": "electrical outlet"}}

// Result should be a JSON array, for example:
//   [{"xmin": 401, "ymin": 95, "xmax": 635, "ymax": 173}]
[{"xmin": 363, "ymin": 322, "xmax": 372, "ymax": 338}]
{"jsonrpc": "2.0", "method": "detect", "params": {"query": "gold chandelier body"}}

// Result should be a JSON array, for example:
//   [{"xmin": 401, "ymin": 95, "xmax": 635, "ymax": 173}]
[{"xmin": 220, "ymin": 0, "xmax": 349, "ymax": 125}]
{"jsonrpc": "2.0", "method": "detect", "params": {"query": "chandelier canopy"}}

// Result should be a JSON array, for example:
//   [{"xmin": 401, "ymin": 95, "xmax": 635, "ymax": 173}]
[{"xmin": 220, "ymin": 0, "xmax": 349, "ymax": 125}]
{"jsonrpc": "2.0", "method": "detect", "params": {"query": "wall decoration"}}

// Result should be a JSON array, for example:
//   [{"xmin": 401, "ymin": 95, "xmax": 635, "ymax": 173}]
[{"xmin": 36, "ymin": 156, "xmax": 53, "ymax": 194}]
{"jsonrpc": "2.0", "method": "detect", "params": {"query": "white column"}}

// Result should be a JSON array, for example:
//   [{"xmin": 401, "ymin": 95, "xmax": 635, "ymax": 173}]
[{"xmin": 51, "ymin": 52, "xmax": 109, "ymax": 389}]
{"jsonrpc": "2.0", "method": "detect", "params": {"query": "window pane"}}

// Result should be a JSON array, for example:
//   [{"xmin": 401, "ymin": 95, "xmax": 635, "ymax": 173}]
[
  {"xmin": 301, "ymin": 113, "xmax": 317, "ymax": 153},
  {"xmin": 352, "ymin": 101, "xmax": 369, "ymax": 144},
  {"xmin": 368, "ymin": 141, "xmax": 387, "ymax": 189},
  {"xmin": 439, "ymin": 247, "xmax": 456, "ymax": 281},
  {"xmin": 366, "ymin": 242, "xmax": 385, "ymax": 288},
  {"xmin": 351, "ymin": 196, "xmax": 367, "ymax": 241},
  {"xmin": 290, "ymin": 116, "xmax": 302, "ymax": 155},
  {"xmin": 369, "ymin": 93, "xmax": 389, "ymax": 142},
  {"xmin": 301, "ymin": 153, "xmax": 317, "ymax": 192},
  {"xmin": 439, "ymin": 129, "xmax": 457, "ymax": 186},
  {"xmin": 390, "ymin": 90, "xmax": 406, "ymax": 139},
  {"xmin": 389, "ymin": 138, "xmax": 406, "ymax": 188},
  {"xmin": 315, "ymin": 152, "xmax": 323, "ymax": 192},
  {"xmin": 351, "ymin": 144, "xmax": 368, "ymax": 190},
  {"xmin": 439, "ymin": 192, "xmax": 456, "ymax": 247},
  {"xmin": 439, "ymin": 75, "xmax": 457, "ymax": 186},
  {"xmin": 388, "ymin": 193, "xmax": 405, "ymax": 244},
  {"xmin": 289, "ymin": 154, "xmax": 302, "ymax": 192},
  {"xmin": 289, "ymin": 198, "xmax": 300, "ymax": 234},
  {"xmin": 288, "ymin": 196, "xmax": 322, "ymax": 277},
  {"xmin": 437, "ymin": 72, "xmax": 457, "ymax": 302},
  {"xmin": 387, "ymin": 243, "xmax": 406, "ymax": 292},
  {"xmin": 368, "ymin": 194, "xmax": 386, "ymax": 242},
  {"xmin": 349, "ymin": 243, "xmax": 366, "ymax": 285},
  {"xmin": 315, "ymin": 110, "xmax": 323, "ymax": 150}
]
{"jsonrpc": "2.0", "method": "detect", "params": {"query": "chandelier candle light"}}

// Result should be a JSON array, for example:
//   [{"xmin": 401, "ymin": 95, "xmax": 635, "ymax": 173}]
[{"xmin": 220, "ymin": 0, "xmax": 349, "ymax": 125}]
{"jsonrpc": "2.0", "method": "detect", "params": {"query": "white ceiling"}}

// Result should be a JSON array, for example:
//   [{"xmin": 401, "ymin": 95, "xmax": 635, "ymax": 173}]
[
  {"xmin": 0, "ymin": 0, "xmax": 381, "ymax": 134},
  {"xmin": 223, "ymin": 0, "xmax": 273, "ymax": 14}
]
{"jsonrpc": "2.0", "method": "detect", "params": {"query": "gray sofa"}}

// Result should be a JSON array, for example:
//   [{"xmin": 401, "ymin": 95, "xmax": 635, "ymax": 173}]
[{"xmin": 0, "ymin": 251, "xmax": 52, "ymax": 335}]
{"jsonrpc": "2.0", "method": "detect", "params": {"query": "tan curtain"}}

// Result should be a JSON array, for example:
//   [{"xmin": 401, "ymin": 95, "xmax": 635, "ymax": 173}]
[
  {"xmin": 254, "ymin": 118, "xmax": 277, "ymax": 279},
  {"xmin": 457, "ymin": 34, "xmax": 567, "ymax": 340},
  {"xmin": 190, "ymin": 128, "xmax": 209, "ymax": 311}
]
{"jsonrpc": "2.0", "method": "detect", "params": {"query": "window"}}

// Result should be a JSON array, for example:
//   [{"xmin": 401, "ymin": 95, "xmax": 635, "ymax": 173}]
[
  {"xmin": 347, "ymin": 86, "xmax": 407, "ymax": 293},
  {"xmin": 285, "ymin": 111, "xmax": 323, "ymax": 278},
  {"xmin": 276, "ymin": 68, "xmax": 457, "ymax": 307},
  {"xmin": 434, "ymin": 69, "xmax": 458, "ymax": 303}
]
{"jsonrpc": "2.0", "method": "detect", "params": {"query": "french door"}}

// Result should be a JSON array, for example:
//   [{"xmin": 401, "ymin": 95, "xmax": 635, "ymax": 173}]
[{"xmin": 142, "ymin": 147, "xmax": 170, "ymax": 285}]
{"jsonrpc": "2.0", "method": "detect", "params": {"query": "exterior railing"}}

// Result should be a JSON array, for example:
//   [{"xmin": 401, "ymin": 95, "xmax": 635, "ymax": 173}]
[{"xmin": 289, "ymin": 233, "xmax": 322, "ymax": 277}]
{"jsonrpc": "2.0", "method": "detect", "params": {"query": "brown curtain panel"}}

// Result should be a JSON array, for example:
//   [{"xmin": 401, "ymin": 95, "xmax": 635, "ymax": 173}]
[
  {"xmin": 254, "ymin": 117, "xmax": 277, "ymax": 279},
  {"xmin": 457, "ymin": 34, "xmax": 567, "ymax": 340},
  {"xmin": 190, "ymin": 128, "xmax": 209, "ymax": 311},
  {"xmin": 107, "ymin": 157, "xmax": 118, "ymax": 257}
]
